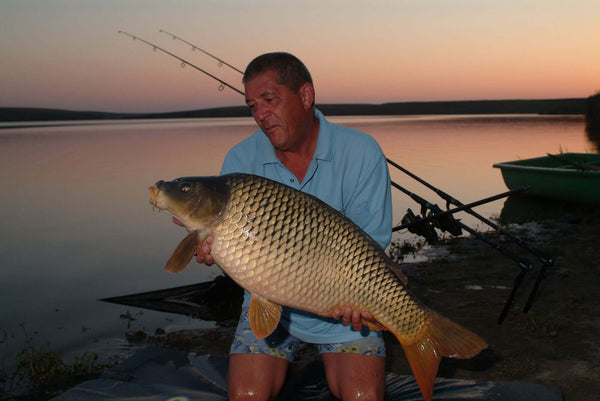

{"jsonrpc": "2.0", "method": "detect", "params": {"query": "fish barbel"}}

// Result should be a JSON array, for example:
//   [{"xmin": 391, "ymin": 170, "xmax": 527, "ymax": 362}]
[{"xmin": 148, "ymin": 173, "xmax": 486, "ymax": 401}]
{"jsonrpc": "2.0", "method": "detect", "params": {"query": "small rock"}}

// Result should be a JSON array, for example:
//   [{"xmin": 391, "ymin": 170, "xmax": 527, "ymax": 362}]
[{"xmin": 126, "ymin": 330, "xmax": 148, "ymax": 342}]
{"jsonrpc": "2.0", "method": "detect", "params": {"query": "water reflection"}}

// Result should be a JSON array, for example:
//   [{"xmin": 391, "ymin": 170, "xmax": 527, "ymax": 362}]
[
  {"xmin": 499, "ymin": 194, "xmax": 599, "ymax": 225},
  {"xmin": 0, "ymin": 115, "xmax": 594, "ymax": 365}
]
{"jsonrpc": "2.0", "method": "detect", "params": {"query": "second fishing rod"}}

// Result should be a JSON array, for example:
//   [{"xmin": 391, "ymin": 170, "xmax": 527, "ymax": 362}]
[
  {"xmin": 118, "ymin": 30, "xmax": 550, "ymax": 259},
  {"xmin": 120, "ymin": 30, "xmax": 553, "ymax": 319}
]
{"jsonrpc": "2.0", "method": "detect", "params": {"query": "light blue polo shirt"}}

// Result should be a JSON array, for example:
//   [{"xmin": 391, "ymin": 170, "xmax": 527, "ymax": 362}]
[{"xmin": 220, "ymin": 109, "xmax": 392, "ymax": 344}]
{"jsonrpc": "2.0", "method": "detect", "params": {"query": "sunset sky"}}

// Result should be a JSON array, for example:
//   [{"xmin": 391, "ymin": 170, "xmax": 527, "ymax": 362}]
[{"xmin": 1, "ymin": 0, "xmax": 599, "ymax": 113}]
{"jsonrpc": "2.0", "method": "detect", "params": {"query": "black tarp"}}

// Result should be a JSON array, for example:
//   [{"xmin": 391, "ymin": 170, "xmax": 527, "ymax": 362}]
[{"xmin": 51, "ymin": 347, "xmax": 562, "ymax": 401}]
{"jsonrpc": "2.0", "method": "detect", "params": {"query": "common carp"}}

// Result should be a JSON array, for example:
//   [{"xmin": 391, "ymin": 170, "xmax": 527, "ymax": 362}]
[{"xmin": 149, "ymin": 173, "xmax": 486, "ymax": 401}]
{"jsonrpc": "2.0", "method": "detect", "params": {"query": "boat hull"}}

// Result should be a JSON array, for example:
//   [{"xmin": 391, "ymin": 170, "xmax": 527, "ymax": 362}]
[{"xmin": 493, "ymin": 153, "xmax": 600, "ymax": 204}]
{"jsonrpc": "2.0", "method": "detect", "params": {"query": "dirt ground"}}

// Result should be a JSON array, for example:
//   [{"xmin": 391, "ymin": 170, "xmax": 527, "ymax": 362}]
[
  {"xmin": 383, "ymin": 211, "xmax": 600, "ymax": 401},
  {"xmin": 155, "ymin": 208, "xmax": 599, "ymax": 401}
]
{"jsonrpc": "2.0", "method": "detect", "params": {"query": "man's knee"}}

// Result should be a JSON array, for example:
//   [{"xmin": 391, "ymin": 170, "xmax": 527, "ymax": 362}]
[
  {"xmin": 228, "ymin": 380, "xmax": 287, "ymax": 401},
  {"xmin": 227, "ymin": 354, "xmax": 288, "ymax": 401},
  {"xmin": 330, "ymin": 385, "xmax": 384, "ymax": 401},
  {"xmin": 323, "ymin": 353, "xmax": 386, "ymax": 401},
  {"xmin": 228, "ymin": 386, "xmax": 271, "ymax": 401}
]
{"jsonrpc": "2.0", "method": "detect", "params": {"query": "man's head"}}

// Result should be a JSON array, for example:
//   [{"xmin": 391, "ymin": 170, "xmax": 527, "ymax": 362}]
[
  {"xmin": 243, "ymin": 53, "xmax": 318, "ymax": 156},
  {"xmin": 243, "ymin": 52, "xmax": 313, "ymax": 94}
]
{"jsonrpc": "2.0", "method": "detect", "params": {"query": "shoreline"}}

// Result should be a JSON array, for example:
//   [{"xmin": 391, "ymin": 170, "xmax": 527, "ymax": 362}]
[{"xmin": 0, "ymin": 98, "xmax": 586, "ymax": 123}]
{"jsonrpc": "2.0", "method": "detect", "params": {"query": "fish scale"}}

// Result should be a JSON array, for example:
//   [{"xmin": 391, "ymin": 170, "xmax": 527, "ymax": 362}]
[
  {"xmin": 210, "ymin": 174, "xmax": 423, "ymax": 336},
  {"xmin": 149, "ymin": 173, "xmax": 487, "ymax": 401}
]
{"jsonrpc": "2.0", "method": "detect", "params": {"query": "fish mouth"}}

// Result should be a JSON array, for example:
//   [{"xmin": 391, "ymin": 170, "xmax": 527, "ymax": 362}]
[{"xmin": 149, "ymin": 186, "xmax": 159, "ymax": 210}]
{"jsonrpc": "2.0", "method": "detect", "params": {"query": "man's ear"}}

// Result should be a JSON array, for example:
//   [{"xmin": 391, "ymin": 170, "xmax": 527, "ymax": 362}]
[{"xmin": 299, "ymin": 83, "xmax": 315, "ymax": 110}]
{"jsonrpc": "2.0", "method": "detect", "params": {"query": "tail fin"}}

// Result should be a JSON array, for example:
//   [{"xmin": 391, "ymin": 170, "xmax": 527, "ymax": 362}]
[{"xmin": 397, "ymin": 310, "xmax": 487, "ymax": 401}]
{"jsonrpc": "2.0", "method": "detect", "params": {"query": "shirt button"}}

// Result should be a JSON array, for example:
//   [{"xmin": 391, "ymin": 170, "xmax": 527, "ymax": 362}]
[{"xmin": 290, "ymin": 178, "xmax": 295, "ymax": 183}]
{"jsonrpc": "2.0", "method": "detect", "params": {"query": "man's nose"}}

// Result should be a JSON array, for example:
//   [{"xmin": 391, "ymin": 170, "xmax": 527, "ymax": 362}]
[{"xmin": 253, "ymin": 104, "xmax": 269, "ymax": 122}]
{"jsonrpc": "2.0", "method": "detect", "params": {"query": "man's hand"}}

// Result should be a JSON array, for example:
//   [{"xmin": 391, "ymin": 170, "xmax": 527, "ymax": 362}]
[
  {"xmin": 194, "ymin": 235, "xmax": 214, "ymax": 265},
  {"xmin": 172, "ymin": 217, "xmax": 214, "ymax": 265},
  {"xmin": 332, "ymin": 306, "xmax": 374, "ymax": 332}
]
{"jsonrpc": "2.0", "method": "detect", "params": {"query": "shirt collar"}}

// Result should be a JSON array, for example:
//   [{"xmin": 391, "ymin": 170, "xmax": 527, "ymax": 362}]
[{"xmin": 313, "ymin": 109, "xmax": 333, "ymax": 163}]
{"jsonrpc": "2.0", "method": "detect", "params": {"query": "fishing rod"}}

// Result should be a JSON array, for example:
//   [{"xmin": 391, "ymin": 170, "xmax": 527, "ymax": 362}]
[
  {"xmin": 392, "ymin": 177, "xmax": 541, "ymax": 324},
  {"xmin": 122, "ymin": 38, "xmax": 550, "ymax": 321},
  {"xmin": 117, "ymin": 30, "xmax": 564, "ymax": 272},
  {"xmin": 387, "ymin": 157, "xmax": 554, "ymax": 321},
  {"xmin": 144, "ymin": 34, "xmax": 544, "ymax": 263},
  {"xmin": 391, "ymin": 178, "xmax": 536, "ymax": 323},
  {"xmin": 393, "ymin": 184, "xmax": 527, "ymax": 236},
  {"xmin": 118, "ymin": 30, "xmax": 245, "ymax": 96},
  {"xmin": 498, "ymin": 269, "xmax": 527, "ymax": 324},
  {"xmin": 392, "ymin": 181, "xmax": 533, "ymax": 269},
  {"xmin": 386, "ymin": 157, "xmax": 554, "ymax": 267},
  {"xmin": 159, "ymin": 29, "xmax": 245, "ymax": 74}
]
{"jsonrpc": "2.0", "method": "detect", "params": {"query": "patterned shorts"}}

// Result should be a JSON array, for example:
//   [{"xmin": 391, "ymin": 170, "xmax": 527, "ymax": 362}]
[{"xmin": 230, "ymin": 310, "xmax": 386, "ymax": 361}]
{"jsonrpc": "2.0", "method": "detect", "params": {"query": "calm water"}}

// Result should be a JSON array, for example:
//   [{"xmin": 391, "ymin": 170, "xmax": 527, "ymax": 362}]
[{"xmin": 0, "ymin": 114, "xmax": 593, "ymax": 366}]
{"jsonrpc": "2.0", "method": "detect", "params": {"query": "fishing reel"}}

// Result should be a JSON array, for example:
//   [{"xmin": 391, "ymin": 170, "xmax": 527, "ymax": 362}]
[
  {"xmin": 425, "ymin": 204, "xmax": 463, "ymax": 236},
  {"xmin": 401, "ymin": 209, "xmax": 439, "ymax": 244},
  {"xmin": 401, "ymin": 203, "xmax": 463, "ymax": 244}
]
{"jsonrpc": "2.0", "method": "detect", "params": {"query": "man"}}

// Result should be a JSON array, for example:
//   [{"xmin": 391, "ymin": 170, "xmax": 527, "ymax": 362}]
[{"xmin": 186, "ymin": 52, "xmax": 392, "ymax": 401}]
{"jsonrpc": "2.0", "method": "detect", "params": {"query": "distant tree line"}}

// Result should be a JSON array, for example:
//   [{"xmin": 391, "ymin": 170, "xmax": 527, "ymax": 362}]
[
  {"xmin": 585, "ymin": 91, "xmax": 600, "ymax": 152},
  {"xmin": 0, "ymin": 98, "xmax": 590, "ymax": 123}
]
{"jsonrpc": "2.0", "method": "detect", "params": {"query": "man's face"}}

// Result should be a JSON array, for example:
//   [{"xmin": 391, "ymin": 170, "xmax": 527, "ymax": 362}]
[{"xmin": 244, "ymin": 70, "xmax": 310, "ymax": 152}]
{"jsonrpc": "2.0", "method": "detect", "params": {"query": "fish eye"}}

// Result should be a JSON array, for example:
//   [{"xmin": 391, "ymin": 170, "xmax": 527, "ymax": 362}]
[{"xmin": 179, "ymin": 183, "xmax": 191, "ymax": 193}]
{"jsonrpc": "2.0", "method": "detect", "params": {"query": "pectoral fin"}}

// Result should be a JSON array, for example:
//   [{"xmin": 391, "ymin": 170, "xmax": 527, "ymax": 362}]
[
  {"xmin": 249, "ymin": 295, "xmax": 282, "ymax": 339},
  {"xmin": 165, "ymin": 231, "xmax": 199, "ymax": 273}
]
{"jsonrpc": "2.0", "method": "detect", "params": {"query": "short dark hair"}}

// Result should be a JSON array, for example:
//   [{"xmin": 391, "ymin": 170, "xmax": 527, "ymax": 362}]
[{"xmin": 243, "ymin": 52, "xmax": 313, "ymax": 93}]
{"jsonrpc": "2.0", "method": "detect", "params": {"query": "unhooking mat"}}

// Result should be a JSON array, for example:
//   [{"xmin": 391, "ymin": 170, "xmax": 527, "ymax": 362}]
[{"xmin": 51, "ymin": 347, "xmax": 563, "ymax": 401}]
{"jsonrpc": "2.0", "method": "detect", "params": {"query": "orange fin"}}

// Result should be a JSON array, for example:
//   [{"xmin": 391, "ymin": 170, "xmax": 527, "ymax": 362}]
[
  {"xmin": 165, "ymin": 231, "xmax": 199, "ymax": 273},
  {"xmin": 397, "ymin": 310, "xmax": 487, "ymax": 401},
  {"xmin": 249, "ymin": 295, "xmax": 282, "ymax": 339},
  {"xmin": 362, "ymin": 318, "xmax": 388, "ymax": 332}
]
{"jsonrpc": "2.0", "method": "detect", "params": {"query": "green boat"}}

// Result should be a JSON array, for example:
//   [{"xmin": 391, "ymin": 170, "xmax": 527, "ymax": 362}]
[{"xmin": 493, "ymin": 153, "xmax": 600, "ymax": 204}]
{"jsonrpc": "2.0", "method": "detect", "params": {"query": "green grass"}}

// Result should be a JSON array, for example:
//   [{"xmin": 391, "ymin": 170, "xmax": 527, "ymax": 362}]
[{"xmin": 1, "ymin": 326, "xmax": 112, "ymax": 400}]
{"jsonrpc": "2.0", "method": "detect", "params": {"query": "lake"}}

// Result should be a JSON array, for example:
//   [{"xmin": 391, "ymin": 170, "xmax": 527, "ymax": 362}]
[{"xmin": 0, "ymin": 114, "xmax": 594, "ymax": 367}]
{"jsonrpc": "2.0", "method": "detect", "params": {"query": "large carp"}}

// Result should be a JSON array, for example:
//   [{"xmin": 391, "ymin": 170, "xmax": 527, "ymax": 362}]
[{"xmin": 149, "ymin": 173, "xmax": 486, "ymax": 401}]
